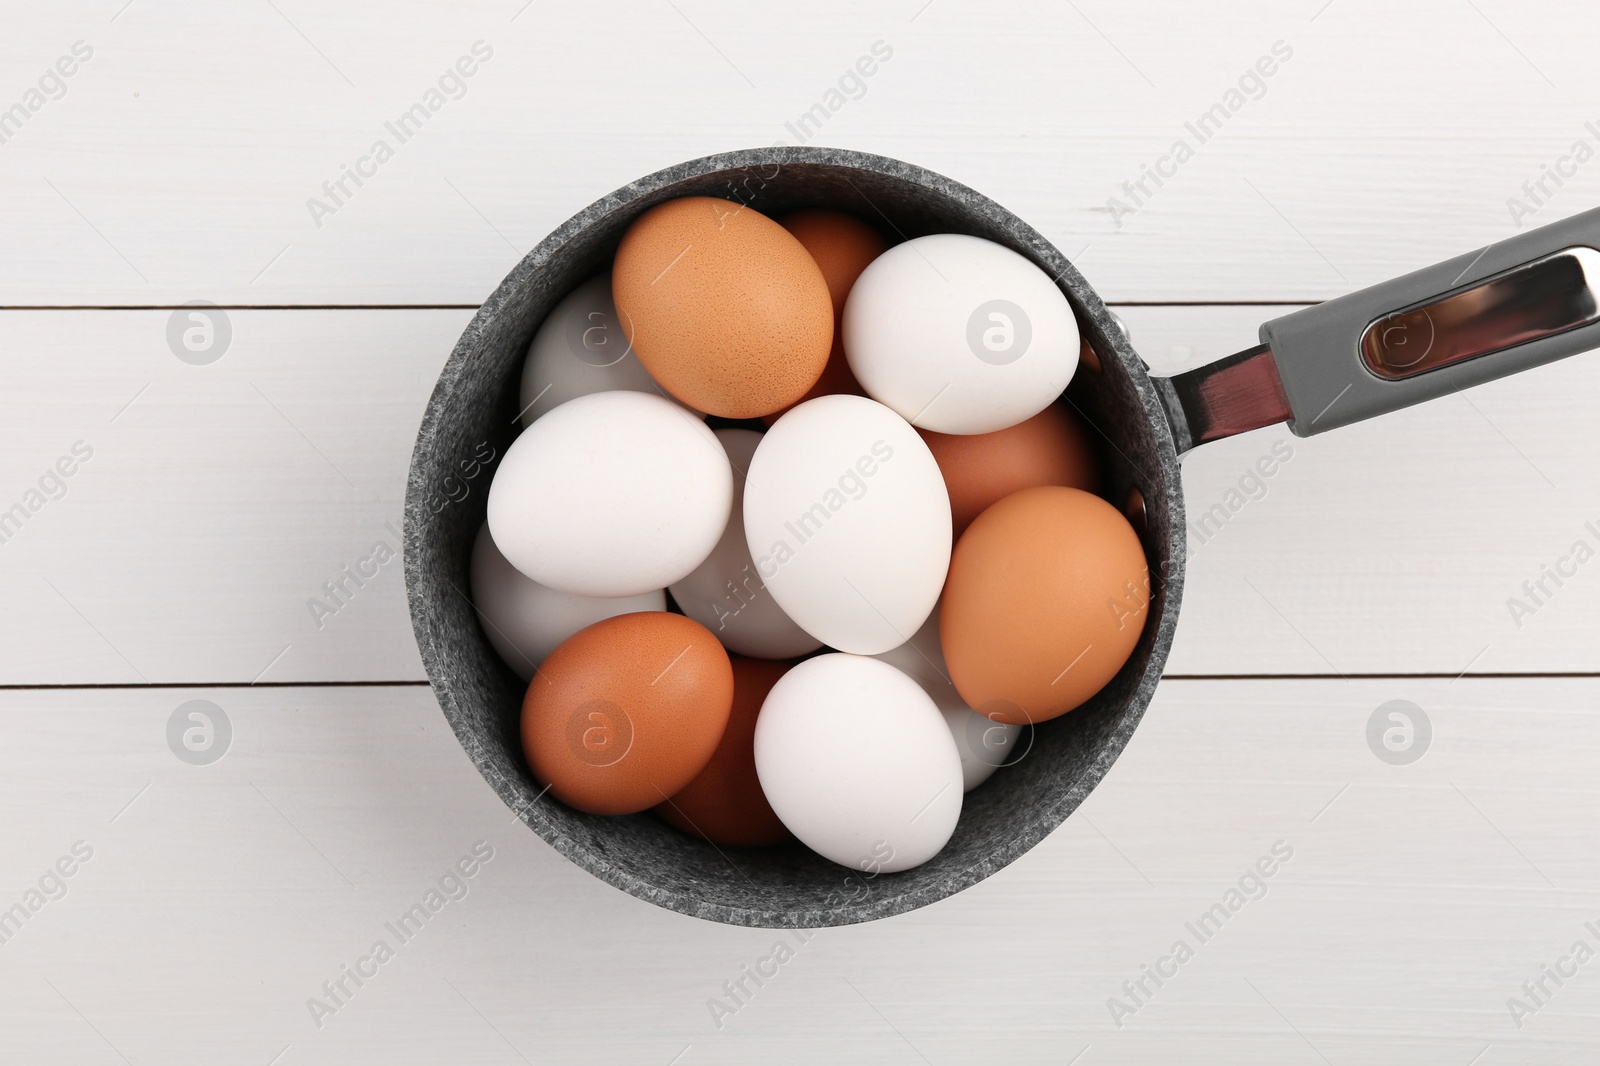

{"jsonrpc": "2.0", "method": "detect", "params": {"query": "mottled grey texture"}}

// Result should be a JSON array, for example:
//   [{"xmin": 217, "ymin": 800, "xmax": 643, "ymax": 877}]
[{"xmin": 403, "ymin": 147, "xmax": 1185, "ymax": 928}]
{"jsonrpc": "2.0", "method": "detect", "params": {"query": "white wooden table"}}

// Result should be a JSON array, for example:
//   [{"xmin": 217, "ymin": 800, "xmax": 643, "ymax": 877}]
[{"xmin": 5, "ymin": 2, "xmax": 1600, "ymax": 1062}]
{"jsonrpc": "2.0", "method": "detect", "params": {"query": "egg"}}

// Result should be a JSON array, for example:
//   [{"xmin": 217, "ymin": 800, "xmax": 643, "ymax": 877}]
[
  {"xmin": 918, "ymin": 403, "xmax": 1100, "ymax": 538},
  {"xmin": 668, "ymin": 429, "xmax": 822, "ymax": 660},
  {"xmin": 843, "ymin": 233, "xmax": 1079, "ymax": 434},
  {"xmin": 940, "ymin": 486, "xmax": 1149, "ymax": 725},
  {"xmin": 518, "ymin": 273, "xmax": 670, "ymax": 427},
  {"xmin": 873, "ymin": 613, "xmax": 1021, "ymax": 791},
  {"xmin": 486, "ymin": 390, "xmax": 732, "ymax": 597},
  {"xmin": 612, "ymin": 197, "xmax": 832, "ymax": 418},
  {"xmin": 760, "ymin": 210, "xmax": 887, "ymax": 422},
  {"xmin": 942, "ymin": 703, "xmax": 1025, "ymax": 793},
  {"xmin": 522, "ymin": 612, "xmax": 734, "ymax": 815},
  {"xmin": 743, "ymin": 395, "xmax": 951, "ymax": 655},
  {"xmin": 469, "ymin": 523, "xmax": 666, "ymax": 680},
  {"xmin": 753, "ymin": 653, "xmax": 962, "ymax": 873},
  {"xmin": 656, "ymin": 655, "xmax": 793, "ymax": 846}
]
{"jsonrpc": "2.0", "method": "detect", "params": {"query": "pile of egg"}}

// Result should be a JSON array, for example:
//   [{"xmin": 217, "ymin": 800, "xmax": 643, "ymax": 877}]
[{"xmin": 473, "ymin": 196, "xmax": 1150, "ymax": 874}]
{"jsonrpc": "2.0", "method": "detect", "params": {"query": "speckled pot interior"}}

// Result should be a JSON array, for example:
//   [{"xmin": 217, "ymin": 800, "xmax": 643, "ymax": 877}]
[{"xmin": 403, "ymin": 146, "xmax": 1185, "ymax": 928}]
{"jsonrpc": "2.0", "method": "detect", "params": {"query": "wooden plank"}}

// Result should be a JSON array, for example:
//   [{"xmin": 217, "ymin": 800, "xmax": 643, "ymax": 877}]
[
  {"xmin": 1127, "ymin": 299, "xmax": 1600, "ymax": 677},
  {"xmin": 0, "ymin": 309, "xmax": 462, "ymax": 684},
  {"xmin": 2, "ymin": 0, "xmax": 1599, "ymax": 305},
  {"xmin": 0, "ymin": 678, "xmax": 1595, "ymax": 1062},
  {"xmin": 2, "ymin": 305, "xmax": 1597, "ymax": 684}
]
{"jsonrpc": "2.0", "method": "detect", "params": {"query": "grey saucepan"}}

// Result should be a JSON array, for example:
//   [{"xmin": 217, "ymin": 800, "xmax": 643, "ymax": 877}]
[{"xmin": 405, "ymin": 146, "xmax": 1600, "ymax": 927}]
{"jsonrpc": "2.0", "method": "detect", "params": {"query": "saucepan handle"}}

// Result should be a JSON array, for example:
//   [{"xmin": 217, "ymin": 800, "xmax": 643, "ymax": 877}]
[{"xmin": 1155, "ymin": 206, "xmax": 1600, "ymax": 452}]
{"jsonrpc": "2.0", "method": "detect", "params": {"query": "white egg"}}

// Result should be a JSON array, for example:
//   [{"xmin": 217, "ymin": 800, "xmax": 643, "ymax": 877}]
[
  {"xmin": 754, "ymin": 653, "xmax": 962, "ymax": 873},
  {"xmin": 743, "ymin": 395, "xmax": 950, "ymax": 655},
  {"xmin": 874, "ymin": 614, "xmax": 1021, "ymax": 791},
  {"xmin": 469, "ymin": 523, "xmax": 665, "ymax": 680},
  {"xmin": 668, "ymin": 429, "xmax": 823, "ymax": 660},
  {"xmin": 843, "ymin": 234, "xmax": 1079, "ymax": 435},
  {"xmin": 486, "ymin": 391, "xmax": 732, "ymax": 597},
  {"xmin": 518, "ymin": 273, "xmax": 667, "ymax": 426}
]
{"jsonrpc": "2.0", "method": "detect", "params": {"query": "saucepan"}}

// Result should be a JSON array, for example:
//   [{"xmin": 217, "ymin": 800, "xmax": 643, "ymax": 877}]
[{"xmin": 404, "ymin": 146, "xmax": 1600, "ymax": 927}]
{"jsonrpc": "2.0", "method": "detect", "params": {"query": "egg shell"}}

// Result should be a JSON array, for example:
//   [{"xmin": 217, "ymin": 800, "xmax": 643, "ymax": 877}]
[
  {"xmin": 873, "ymin": 613, "xmax": 1022, "ymax": 792},
  {"xmin": 486, "ymin": 390, "xmax": 732, "ymax": 597},
  {"xmin": 656, "ymin": 655, "xmax": 793, "ymax": 846},
  {"xmin": 918, "ymin": 403, "xmax": 1100, "ymax": 538},
  {"xmin": 518, "ymin": 273, "xmax": 669, "ymax": 427},
  {"xmin": 760, "ymin": 210, "xmax": 887, "ymax": 423},
  {"xmin": 843, "ymin": 233, "xmax": 1079, "ymax": 434},
  {"xmin": 753, "ymin": 653, "xmax": 962, "ymax": 873},
  {"xmin": 940, "ymin": 486, "xmax": 1149, "ymax": 725},
  {"xmin": 668, "ymin": 429, "xmax": 822, "ymax": 660},
  {"xmin": 941, "ymin": 702, "xmax": 1025, "ymax": 793},
  {"xmin": 743, "ymin": 394, "xmax": 951, "ymax": 655},
  {"xmin": 522, "ymin": 612, "xmax": 734, "ymax": 816},
  {"xmin": 612, "ymin": 197, "xmax": 832, "ymax": 419},
  {"xmin": 469, "ymin": 523, "xmax": 666, "ymax": 680}
]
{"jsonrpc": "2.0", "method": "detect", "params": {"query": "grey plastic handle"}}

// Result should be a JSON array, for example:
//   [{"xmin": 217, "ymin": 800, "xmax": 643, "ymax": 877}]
[{"xmin": 1262, "ymin": 205, "xmax": 1600, "ymax": 436}]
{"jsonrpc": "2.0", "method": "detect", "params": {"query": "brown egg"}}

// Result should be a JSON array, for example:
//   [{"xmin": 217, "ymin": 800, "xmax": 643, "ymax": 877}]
[
  {"xmin": 940, "ymin": 486, "xmax": 1148, "ymax": 725},
  {"xmin": 522, "ymin": 612, "xmax": 734, "ymax": 815},
  {"xmin": 918, "ymin": 404, "xmax": 1101, "ymax": 538},
  {"xmin": 1078, "ymin": 336, "xmax": 1102, "ymax": 374},
  {"xmin": 612, "ymin": 197, "xmax": 832, "ymax": 419},
  {"xmin": 760, "ymin": 210, "xmax": 888, "ymax": 423},
  {"xmin": 656, "ymin": 655, "xmax": 793, "ymax": 846}
]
